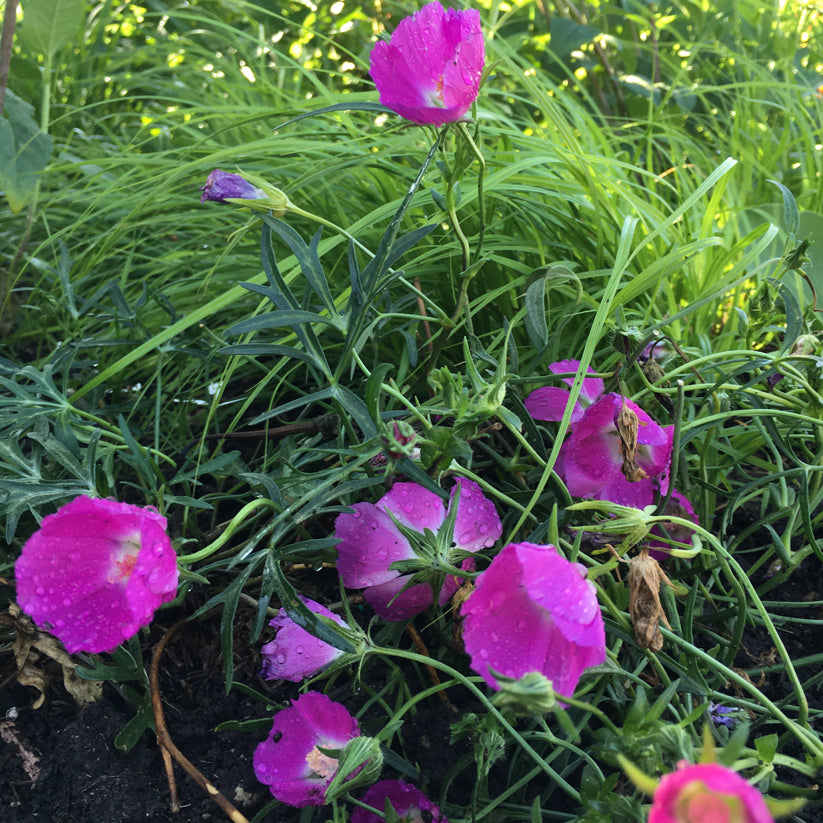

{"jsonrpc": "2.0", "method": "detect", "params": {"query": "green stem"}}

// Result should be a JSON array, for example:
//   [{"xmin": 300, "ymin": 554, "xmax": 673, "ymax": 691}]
[{"xmin": 370, "ymin": 646, "xmax": 581, "ymax": 801}]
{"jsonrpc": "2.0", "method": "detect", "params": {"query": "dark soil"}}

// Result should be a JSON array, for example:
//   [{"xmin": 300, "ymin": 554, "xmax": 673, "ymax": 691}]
[{"xmin": 3, "ymin": 552, "xmax": 823, "ymax": 823}]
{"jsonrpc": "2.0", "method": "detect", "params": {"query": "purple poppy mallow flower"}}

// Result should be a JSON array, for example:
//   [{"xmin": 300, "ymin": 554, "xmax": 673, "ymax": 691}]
[
  {"xmin": 254, "ymin": 691, "xmax": 362, "ymax": 807},
  {"xmin": 647, "ymin": 489, "xmax": 698, "ymax": 560},
  {"xmin": 334, "ymin": 478, "xmax": 501, "ymax": 621},
  {"xmin": 556, "ymin": 393, "xmax": 673, "ymax": 509},
  {"xmin": 460, "ymin": 542, "xmax": 606, "ymax": 701},
  {"xmin": 352, "ymin": 779, "xmax": 449, "ymax": 823},
  {"xmin": 200, "ymin": 169, "xmax": 293, "ymax": 215},
  {"xmin": 524, "ymin": 359, "xmax": 604, "ymax": 425},
  {"xmin": 369, "ymin": 1, "xmax": 485, "ymax": 127},
  {"xmin": 650, "ymin": 761, "xmax": 775, "ymax": 823},
  {"xmin": 260, "ymin": 596, "xmax": 351, "ymax": 682},
  {"xmin": 14, "ymin": 496, "xmax": 178, "ymax": 654}
]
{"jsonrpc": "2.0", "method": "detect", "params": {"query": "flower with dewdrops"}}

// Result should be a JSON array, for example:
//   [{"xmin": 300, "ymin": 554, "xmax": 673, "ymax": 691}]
[
  {"xmin": 259, "ymin": 596, "xmax": 350, "ymax": 683},
  {"xmin": 460, "ymin": 542, "xmax": 605, "ymax": 701},
  {"xmin": 14, "ymin": 496, "xmax": 178, "ymax": 654},
  {"xmin": 334, "ymin": 478, "xmax": 501, "ymax": 621},
  {"xmin": 253, "ymin": 691, "xmax": 363, "ymax": 807},
  {"xmin": 369, "ymin": 1, "xmax": 485, "ymax": 127}
]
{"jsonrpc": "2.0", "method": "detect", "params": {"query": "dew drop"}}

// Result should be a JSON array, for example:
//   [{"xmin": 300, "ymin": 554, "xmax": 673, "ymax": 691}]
[
  {"xmin": 35, "ymin": 586, "xmax": 45, "ymax": 597},
  {"xmin": 274, "ymin": 651, "xmax": 287, "ymax": 664}
]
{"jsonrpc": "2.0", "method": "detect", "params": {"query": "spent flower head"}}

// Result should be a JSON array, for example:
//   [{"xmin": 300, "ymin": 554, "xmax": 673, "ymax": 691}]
[
  {"xmin": 334, "ymin": 478, "xmax": 501, "ymax": 621},
  {"xmin": 369, "ymin": 1, "xmax": 485, "ymax": 126},
  {"xmin": 460, "ymin": 542, "xmax": 606, "ymax": 700},
  {"xmin": 14, "ymin": 496, "xmax": 178, "ymax": 654}
]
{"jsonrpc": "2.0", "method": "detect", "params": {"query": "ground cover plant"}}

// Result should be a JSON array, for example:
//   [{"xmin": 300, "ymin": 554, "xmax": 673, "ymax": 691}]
[{"xmin": 2, "ymin": 0, "xmax": 823, "ymax": 821}]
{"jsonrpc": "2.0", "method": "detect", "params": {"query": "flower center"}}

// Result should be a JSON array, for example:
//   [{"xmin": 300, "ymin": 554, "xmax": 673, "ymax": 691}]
[
  {"xmin": 424, "ymin": 76, "xmax": 446, "ymax": 108},
  {"xmin": 675, "ymin": 780, "xmax": 746, "ymax": 823},
  {"xmin": 305, "ymin": 746, "xmax": 339, "ymax": 780},
  {"xmin": 108, "ymin": 536, "xmax": 141, "ymax": 584}
]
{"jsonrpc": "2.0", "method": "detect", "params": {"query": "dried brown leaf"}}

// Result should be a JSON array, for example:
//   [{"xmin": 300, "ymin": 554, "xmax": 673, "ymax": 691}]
[
  {"xmin": 6, "ymin": 602, "xmax": 102, "ymax": 708},
  {"xmin": 627, "ymin": 549, "xmax": 673, "ymax": 651}
]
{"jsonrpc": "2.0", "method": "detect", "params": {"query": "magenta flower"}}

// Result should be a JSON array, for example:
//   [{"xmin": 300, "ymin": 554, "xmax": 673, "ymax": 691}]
[
  {"xmin": 369, "ymin": 1, "xmax": 485, "ymax": 127},
  {"xmin": 260, "ymin": 597, "xmax": 350, "ymax": 682},
  {"xmin": 352, "ymin": 779, "xmax": 448, "ymax": 823},
  {"xmin": 650, "ymin": 762, "xmax": 774, "ymax": 823},
  {"xmin": 14, "ymin": 496, "xmax": 178, "ymax": 654},
  {"xmin": 556, "ymin": 393, "xmax": 673, "ymax": 508},
  {"xmin": 334, "ymin": 478, "xmax": 501, "ymax": 621},
  {"xmin": 647, "ymin": 489, "xmax": 698, "ymax": 559},
  {"xmin": 254, "ymin": 691, "xmax": 361, "ymax": 807},
  {"xmin": 460, "ymin": 542, "xmax": 606, "ymax": 699},
  {"xmin": 524, "ymin": 359, "xmax": 604, "ymax": 424},
  {"xmin": 200, "ymin": 169, "xmax": 265, "ymax": 202}
]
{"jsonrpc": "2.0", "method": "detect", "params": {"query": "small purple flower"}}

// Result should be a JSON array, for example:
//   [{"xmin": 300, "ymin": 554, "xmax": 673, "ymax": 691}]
[
  {"xmin": 460, "ymin": 542, "xmax": 606, "ymax": 700},
  {"xmin": 369, "ymin": 1, "xmax": 485, "ymax": 127},
  {"xmin": 524, "ymin": 359, "xmax": 604, "ymax": 425},
  {"xmin": 647, "ymin": 489, "xmax": 698, "ymax": 560},
  {"xmin": 260, "ymin": 597, "xmax": 349, "ymax": 682},
  {"xmin": 708, "ymin": 702, "xmax": 744, "ymax": 729},
  {"xmin": 200, "ymin": 169, "xmax": 266, "ymax": 203},
  {"xmin": 557, "ymin": 393, "xmax": 673, "ymax": 508},
  {"xmin": 254, "ymin": 691, "xmax": 361, "ymax": 807},
  {"xmin": 334, "ymin": 478, "xmax": 501, "ymax": 621},
  {"xmin": 352, "ymin": 779, "xmax": 448, "ymax": 823},
  {"xmin": 14, "ymin": 496, "xmax": 178, "ymax": 654}
]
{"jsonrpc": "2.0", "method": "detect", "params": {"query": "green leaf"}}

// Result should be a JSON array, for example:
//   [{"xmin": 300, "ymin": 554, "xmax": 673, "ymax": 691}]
[
  {"xmin": 754, "ymin": 733, "xmax": 779, "ymax": 765},
  {"xmin": 0, "ymin": 91, "xmax": 52, "ymax": 213},
  {"xmin": 20, "ymin": 0, "xmax": 85, "ymax": 59},
  {"xmin": 768, "ymin": 179, "xmax": 801, "ymax": 236}
]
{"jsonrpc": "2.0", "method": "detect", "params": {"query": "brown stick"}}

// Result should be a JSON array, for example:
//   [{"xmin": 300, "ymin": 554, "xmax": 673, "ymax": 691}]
[
  {"xmin": 149, "ymin": 622, "xmax": 250, "ymax": 822},
  {"xmin": 405, "ymin": 623, "xmax": 451, "ymax": 708}
]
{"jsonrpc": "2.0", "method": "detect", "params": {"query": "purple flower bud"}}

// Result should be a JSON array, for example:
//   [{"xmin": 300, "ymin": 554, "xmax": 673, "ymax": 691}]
[
  {"xmin": 369, "ymin": 1, "xmax": 485, "ymax": 126},
  {"xmin": 460, "ymin": 542, "xmax": 606, "ymax": 701},
  {"xmin": 200, "ymin": 169, "xmax": 266, "ymax": 203},
  {"xmin": 14, "ymin": 496, "xmax": 178, "ymax": 653}
]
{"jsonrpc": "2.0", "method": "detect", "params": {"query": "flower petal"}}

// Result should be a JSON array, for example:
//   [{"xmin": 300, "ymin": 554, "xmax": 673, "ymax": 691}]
[
  {"xmin": 352, "ymin": 779, "xmax": 449, "ymax": 823},
  {"xmin": 377, "ymin": 482, "xmax": 446, "ymax": 533},
  {"xmin": 334, "ymin": 503, "xmax": 415, "ymax": 589},
  {"xmin": 449, "ymin": 478, "xmax": 502, "ymax": 551},
  {"xmin": 363, "ymin": 575, "xmax": 434, "ymax": 621}
]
